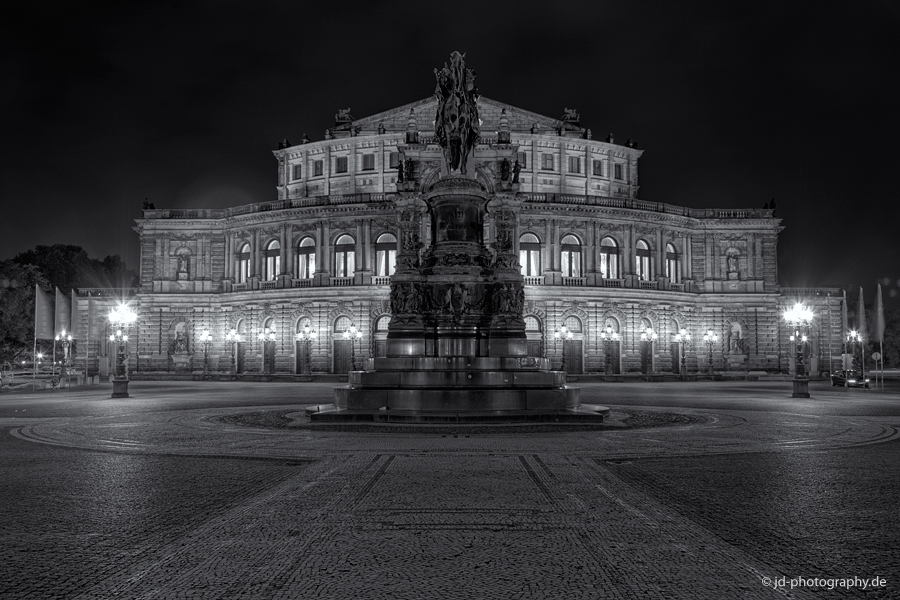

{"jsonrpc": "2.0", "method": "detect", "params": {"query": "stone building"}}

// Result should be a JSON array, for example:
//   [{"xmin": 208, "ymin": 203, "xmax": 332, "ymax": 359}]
[{"xmin": 75, "ymin": 92, "xmax": 844, "ymax": 378}]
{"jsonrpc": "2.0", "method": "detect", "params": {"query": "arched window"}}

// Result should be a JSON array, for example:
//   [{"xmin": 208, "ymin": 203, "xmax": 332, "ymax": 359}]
[
  {"xmin": 600, "ymin": 237, "xmax": 619, "ymax": 279},
  {"xmin": 564, "ymin": 316, "xmax": 582, "ymax": 332},
  {"xmin": 263, "ymin": 240, "xmax": 281, "ymax": 281},
  {"xmin": 296, "ymin": 237, "xmax": 316, "ymax": 279},
  {"xmin": 635, "ymin": 239, "xmax": 651, "ymax": 281},
  {"xmin": 519, "ymin": 233, "xmax": 541, "ymax": 277},
  {"xmin": 334, "ymin": 315, "xmax": 352, "ymax": 333},
  {"xmin": 666, "ymin": 242, "xmax": 679, "ymax": 283},
  {"xmin": 524, "ymin": 316, "xmax": 542, "ymax": 331},
  {"xmin": 561, "ymin": 235, "xmax": 582, "ymax": 278},
  {"xmin": 236, "ymin": 243, "xmax": 250, "ymax": 283},
  {"xmin": 375, "ymin": 315, "xmax": 391, "ymax": 331},
  {"xmin": 375, "ymin": 233, "xmax": 397, "ymax": 277},
  {"xmin": 334, "ymin": 234, "xmax": 355, "ymax": 277}
]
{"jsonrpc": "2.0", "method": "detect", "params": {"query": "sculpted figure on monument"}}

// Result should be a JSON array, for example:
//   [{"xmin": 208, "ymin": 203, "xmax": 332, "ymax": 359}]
[
  {"xmin": 512, "ymin": 160, "xmax": 521, "ymax": 183},
  {"xmin": 433, "ymin": 51, "xmax": 480, "ymax": 176},
  {"xmin": 500, "ymin": 158, "xmax": 510, "ymax": 181}
]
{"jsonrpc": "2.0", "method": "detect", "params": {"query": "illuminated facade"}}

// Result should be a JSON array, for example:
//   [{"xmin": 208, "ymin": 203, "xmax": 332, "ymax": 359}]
[{"xmin": 104, "ymin": 95, "xmax": 843, "ymax": 378}]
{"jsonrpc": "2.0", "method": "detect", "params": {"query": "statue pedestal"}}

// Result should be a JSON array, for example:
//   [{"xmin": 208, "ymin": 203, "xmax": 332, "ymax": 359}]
[
  {"xmin": 111, "ymin": 378, "xmax": 130, "ymax": 398},
  {"xmin": 171, "ymin": 353, "xmax": 193, "ymax": 372},
  {"xmin": 322, "ymin": 173, "xmax": 599, "ymax": 423}
]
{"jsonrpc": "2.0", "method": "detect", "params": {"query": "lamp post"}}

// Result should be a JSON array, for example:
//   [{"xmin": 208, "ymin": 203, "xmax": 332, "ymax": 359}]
[
  {"xmin": 847, "ymin": 330, "xmax": 861, "ymax": 388},
  {"xmin": 343, "ymin": 324, "xmax": 363, "ymax": 371},
  {"xmin": 674, "ymin": 329, "xmax": 691, "ymax": 380},
  {"xmin": 702, "ymin": 329, "xmax": 719, "ymax": 377},
  {"xmin": 297, "ymin": 324, "xmax": 317, "ymax": 376},
  {"xmin": 225, "ymin": 329, "xmax": 242, "ymax": 375},
  {"xmin": 784, "ymin": 302, "xmax": 814, "ymax": 398},
  {"xmin": 599, "ymin": 324, "xmax": 620, "ymax": 376},
  {"xmin": 199, "ymin": 328, "xmax": 212, "ymax": 377},
  {"xmin": 554, "ymin": 325, "xmax": 574, "ymax": 372},
  {"xmin": 258, "ymin": 326, "xmax": 277, "ymax": 374},
  {"xmin": 640, "ymin": 327, "xmax": 658, "ymax": 374},
  {"xmin": 55, "ymin": 329, "xmax": 73, "ymax": 379},
  {"xmin": 108, "ymin": 305, "xmax": 137, "ymax": 398}
]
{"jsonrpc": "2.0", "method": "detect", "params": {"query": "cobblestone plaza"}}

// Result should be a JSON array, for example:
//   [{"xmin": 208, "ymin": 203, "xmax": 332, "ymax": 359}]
[{"xmin": 1, "ymin": 380, "xmax": 898, "ymax": 599}]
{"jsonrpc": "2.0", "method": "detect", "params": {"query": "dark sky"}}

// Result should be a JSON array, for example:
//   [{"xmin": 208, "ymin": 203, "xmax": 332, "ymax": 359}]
[{"xmin": 3, "ymin": 1, "xmax": 899, "ymax": 303}]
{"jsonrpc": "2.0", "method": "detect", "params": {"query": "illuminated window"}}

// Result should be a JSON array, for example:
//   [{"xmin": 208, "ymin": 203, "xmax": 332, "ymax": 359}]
[
  {"xmin": 636, "ymin": 239, "xmax": 651, "ymax": 281},
  {"xmin": 264, "ymin": 240, "xmax": 281, "ymax": 281},
  {"xmin": 561, "ymin": 234, "xmax": 582, "ymax": 277},
  {"xmin": 666, "ymin": 243, "xmax": 679, "ymax": 283},
  {"xmin": 334, "ymin": 234, "xmax": 355, "ymax": 277},
  {"xmin": 296, "ymin": 237, "xmax": 316, "ymax": 279},
  {"xmin": 519, "ymin": 233, "xmax": 541, "ymax": 277},
  {"xmin": 236, "ymin": 243, "xmax": 250, "ymax": 283},
  {"xmin": 375, "ymin": 233, "xmax": 397, "ymax": 277},
  {"xmin": 600, "ymin": 237, "xmax": 619, "ymax": 279},
  {"xmin": 524, "ymin": 316, "xmax": 541, "ymax": 331},
  {"xmin": 334, "ymin": 315, "xmax": 352, "ymax": 333}
]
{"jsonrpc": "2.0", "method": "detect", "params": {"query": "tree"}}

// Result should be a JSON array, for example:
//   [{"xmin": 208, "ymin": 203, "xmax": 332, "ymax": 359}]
[
  {"xmin": 13, "ymin": 244, "xmax": 137, "ymax": 292},
  {"xmin": 1, "ymin": 245, "xmax": 138, "ymax": 362},
  {"xmin": 0, "ymin": 260, "xmax": 49, "ymax": 363}
]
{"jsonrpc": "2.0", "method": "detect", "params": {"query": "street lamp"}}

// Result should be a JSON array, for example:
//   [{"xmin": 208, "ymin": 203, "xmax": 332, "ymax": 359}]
[
  {"xmin": 258, "ymin": 326, "xmax": 277, "ymax": 374},
  {"xmin": 225, "ymin": 329, "xmax": 242, "ymax": 375},
  {"xmin": 199, "ymin": 328, "xmax": 212, "ymax": 376},
  {"xmin": 599, "ymin": 324, "xmax": 620, "ymax": 376},
  {"xmin": 108, "ymin": 304, "xmax": 137, "ymax": 398},
  {"xmin": 343, "ymin": 324, "xmax": 363, "ymax": 371},
  {"xmin": 674, "ymin": 329, "xmax": 692, "ymax": 380},
  {"xmin": 554, "ymin": 325, "xmax": 574, "ymax": 372},
  {"xmin": 55, "ymin": 329, "xmax": 73, "ymax": 378},
  {"xmin": 846, "ymin": 329, "xmax": 861, "ymax": 389},
  {"xmin": 640, "ymin": 327, "xmax": 658, "ymax": 374},
  {"xmin": 784, "ymin": 302, "xmax": 814, "ymax": 398},
  {"xmin": 297, "ymin": 324, "xmax": 317, "ymax": 376},
  {"xmin": 702, "ymin": 329, "xmax": 719, "ymax": 377}
]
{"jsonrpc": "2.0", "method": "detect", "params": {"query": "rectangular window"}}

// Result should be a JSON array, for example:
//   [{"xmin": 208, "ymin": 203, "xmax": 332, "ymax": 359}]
[
  {"xmin": 362, "ymin": 154, "xmax": 375, "ymax": 171},
  {"xmin": 614, "ymin": 163, "xmax": 623, "ymax": 180},
  {"xmin": 516, "ymin": 152, "xmax": 527, "ymax": 169},
  {"xmin": 292, "ymin": 164, "xmax": 302, "ymax": 180},
  {"xmin": 567, "ymin": 156, "xmax": 581, "ymax": 174},
  {"xmin": 314, "ymin": 160, "xmax": 323, "ymax": 177},
  {"xmin": 592, "ymin": 160, "xmax": 604, "ymax": 177},
  {"xmin": 389, "ymin": 152, "xmax": 400, "ymax": 168},
  {"xmin": 541, "ymin": 154, "xmax": 554, "ymax": 170},
  {"xmin": 335, "ymin": 156, "xmax": 348, "ymax": 173}
]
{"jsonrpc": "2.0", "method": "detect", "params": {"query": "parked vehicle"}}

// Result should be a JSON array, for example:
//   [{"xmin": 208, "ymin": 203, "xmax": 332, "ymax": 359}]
[{"xmin": 831, "ymin": 370, "xmax": 870, "ymax": 388}]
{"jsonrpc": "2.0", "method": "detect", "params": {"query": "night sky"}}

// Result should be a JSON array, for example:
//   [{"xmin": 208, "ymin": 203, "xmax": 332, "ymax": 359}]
[{"xmin": 3, "ymin": 1, "xmax": 898, "ymax": 303}]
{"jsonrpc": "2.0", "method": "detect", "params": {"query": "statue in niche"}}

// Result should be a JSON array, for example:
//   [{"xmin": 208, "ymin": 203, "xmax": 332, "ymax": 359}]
[
  {"xmin": 433, "ymin": 51, "xmax": 480, "ymax": 175},
  {"xmin": 727, "ymin": 323, "xmax": 745, "ymax": 354},
  {"xmin": 176, "ymin": 254, "xmax": 189, "ymax": 280},
  {"xmin": 500, "ymin": 158, "xmax": 510, "ymax": 181},
  {"xmin": 396, "ymin": 161, "xmax": 404, "ymax": 183},
  {"xmin": 173, "ymin": 328, "xmax": 188, "ymax": 354},
  {"xmin": 512, "ymin": 160, "xmax": 521, "ymax": 183},
  {"xmin": 727, "ymin": 253, "xmax": 738, "ymax": 272}
]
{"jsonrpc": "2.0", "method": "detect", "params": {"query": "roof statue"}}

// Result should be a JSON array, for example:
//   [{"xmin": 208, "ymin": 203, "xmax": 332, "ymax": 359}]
[{"xmin": 433, "ymin": 51, "xmax": 480, "ymax": 176}]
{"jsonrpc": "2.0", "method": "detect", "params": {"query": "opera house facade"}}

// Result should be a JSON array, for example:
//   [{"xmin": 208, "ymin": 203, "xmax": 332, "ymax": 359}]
[{"xmin": 89, "ymin": 89, "xmax": 841, "ymax": 379}]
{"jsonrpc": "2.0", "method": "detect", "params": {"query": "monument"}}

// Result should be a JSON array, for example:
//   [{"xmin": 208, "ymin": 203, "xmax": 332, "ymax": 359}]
[{"xmin": 320, "ymin": 53, "xmax": 604, "ymax": 422}]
